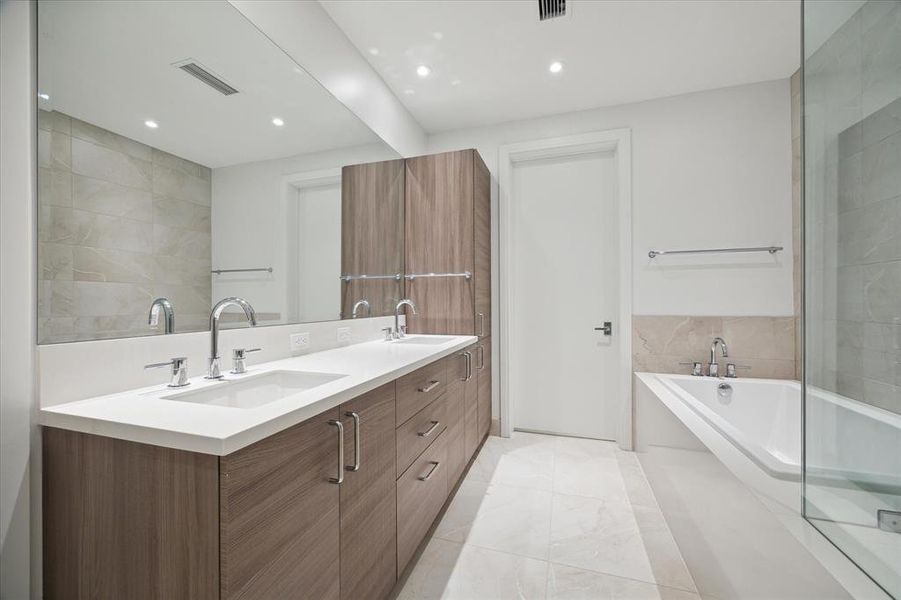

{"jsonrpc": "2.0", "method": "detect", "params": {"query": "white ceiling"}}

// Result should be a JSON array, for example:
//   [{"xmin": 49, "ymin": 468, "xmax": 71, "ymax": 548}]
[
  {"xmin": 38, "ymin": 1, "xmax": 386, "ymax": 168},
  {"xmin": 321, "ymin": 0, "xmax": 801, "ymax": 133}
]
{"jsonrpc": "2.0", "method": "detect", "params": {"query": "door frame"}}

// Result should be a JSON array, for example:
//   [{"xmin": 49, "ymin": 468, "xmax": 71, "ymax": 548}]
[{"xmin": 497, "ymin": 129, "xmax": 633, "ymax": 449}]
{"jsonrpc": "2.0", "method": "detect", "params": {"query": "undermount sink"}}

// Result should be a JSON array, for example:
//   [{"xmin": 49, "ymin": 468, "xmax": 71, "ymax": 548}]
[
  {"xmin": 392, "ymin": 336, "xmax": 451, "ymax": 346},
  {"xmin": 161, "ymin": 370, "xmax": 347, "ymax": 409}
]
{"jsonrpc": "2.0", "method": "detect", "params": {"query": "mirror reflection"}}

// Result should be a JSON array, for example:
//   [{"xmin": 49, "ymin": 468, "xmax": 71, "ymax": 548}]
[{"xmin": 36, "ymin": 0, "xmax": 402, "ymax": 344}]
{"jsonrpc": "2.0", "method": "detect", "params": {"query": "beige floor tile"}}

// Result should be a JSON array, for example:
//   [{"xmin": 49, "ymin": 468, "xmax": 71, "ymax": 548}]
[{"xmin": 547, "ymin": 563, "xmax": 702, "ymax": 600}]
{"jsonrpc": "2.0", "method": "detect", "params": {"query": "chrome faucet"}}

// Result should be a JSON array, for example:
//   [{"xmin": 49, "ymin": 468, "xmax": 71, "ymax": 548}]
[
  {"xmin": 393, "ymin": 298, "xmax": 417, "ymax": 339},
  {"xmin": 708, "ymin": 337, "xmax": 728, "ymax": 377},
  {"xmin": 148, "ymin": 297, "xmax": 175, "ymax": 334},
  {"xmin": 351, "ymin": 299, "xmax": 371, "ymax": 319},
  {"xmin": 206, "ymin": 297, "xmax": 257, "ymax": 379}
]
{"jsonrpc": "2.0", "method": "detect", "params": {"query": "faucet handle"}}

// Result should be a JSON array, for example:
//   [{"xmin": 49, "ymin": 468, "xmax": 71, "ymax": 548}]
[
  {"xmin": 724, "ymin": 363, "xmax": 751, "ymax": 378},
  {"xmin": 382, "ymin": 327, "xmax": 393, "ymax": 341},
  {"xmin": 232, "ymin": 347, "xmax": 261, "ymax": 359},
  {"xmin": 145, "ymin": 357, "xmax": 189, "ymax": 388},
  {"xmin": 231, "ymin": 348, "xmax": 260, "ymax": 374},
  {"xmin": 679, "ymin": 361, "xmax": 703, "ymax": 376}
]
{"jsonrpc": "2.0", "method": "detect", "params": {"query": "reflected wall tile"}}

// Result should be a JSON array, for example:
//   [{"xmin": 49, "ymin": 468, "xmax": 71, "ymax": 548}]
[
  {"xmin": 861, "ymin": 1, "xmax": 901, "ymax": 116},
  {"xmin": 862, "ymin": 131, "xmax": 901, "ymax": 206},
  {"xmin": 40, "ymin": 243, "xmax": 73, "ymax": 281},
  {"xmin": 70, "ymin": 117, "xmax": 152, "ymax": 161},
  {"xmin": 153, "ymin": 195, "xmax": 211, "ymax": 232},
  {"xmin": 862, "ymin": 97, "xmax": 901, "ymax": 148},
  {"xmin": 153, "ymin": 255, "xmax": 211, "ymax": 286},
  {"xmin": 152, "ymin": 148, "xmax": 210, "ymax": 181},
  {"xmin": 40, "ymin": 206, "xmax": 76, "ymax": 244},
  {"xmin": 73, "ymin": 175, "xmax": 153, "ymax": 221},
  {"xmin": 38, "ymin": 167, "xmax": 73, "ymax": 207},
  {"xmin": 68, "ymin": 210, "xmax": 153, "ymax": 254},
  {"xmin": 152, "ymin": 164, "xmax": 211, "ymax": 206},
  {"xmin": 863, "ymin": 378, "xmax": 900, "ymax": 412},
  {"xmin": 38, "ymin": 318, "xmax": 77, "ymax": 344},
  {"xmin": 153, "ymin": 224, "xmax": 211, "ymax": 259},
  {"xmin": 38, "ymin": 129, "xmax": 71, "ymax": 171},
  {"xmin": 151, "ymin": 284, "xmax": 211, "ymax": 315},
  {"xmin": 863, "ymin": 261, "xmax": 901, "ymax": 324},
  {"xmin": 862, "ymin": 322, "xmax": 901, "ymax": 354},
  {"xmin": 71, "ymin": 138, "xmax": 152, "ymax": 191},
  {"xmin": 37, "ymin": 109, "xmax": 70, "ymax": 134},
  {"xmin": 73, "ymin": 281, "xmax": 153, "ymax": 317},
  {"xmin": 73, "ymin": 247, "xmax": 155, "ymax": 284},
  {"xmin": 40, "ymin": 281, "xmax": 76, "ymax": 317},
  {"xmin": 836, "ymin": 151, "xmax": 862, "ymax": 212},
  {"xmin": 836, "ymin": 266, "xmax": 865, "ymax": 321}
]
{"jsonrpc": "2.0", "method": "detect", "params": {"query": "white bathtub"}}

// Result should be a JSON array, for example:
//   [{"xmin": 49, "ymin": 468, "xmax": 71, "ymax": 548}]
[{"xmin": 634, "ymin": 372, "xmax": 901, "ymax": 512}]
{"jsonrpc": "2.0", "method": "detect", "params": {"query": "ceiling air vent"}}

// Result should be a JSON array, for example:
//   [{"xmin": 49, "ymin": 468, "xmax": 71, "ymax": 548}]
[
  {"xmin": 539, "ymin": 0, "xmax": 566, "ymax": 21},
  {"xmin": 173, "ymin": 59, "xmax": 239, "ymax": 96}
]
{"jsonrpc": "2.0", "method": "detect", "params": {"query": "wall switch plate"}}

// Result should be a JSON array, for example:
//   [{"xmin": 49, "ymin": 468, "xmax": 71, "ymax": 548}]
[
  {"xmin": 337, "ymin": 327, "xmax": 351, "ymax": 342},
  {"xmin": 290, "ymin": 332, "xmax": 310, "ymax": 351}
]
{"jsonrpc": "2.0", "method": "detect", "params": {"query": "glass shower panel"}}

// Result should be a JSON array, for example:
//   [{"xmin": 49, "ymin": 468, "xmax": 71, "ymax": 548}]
[{"xmin": 803, "ymin": 1, "xmax": 900, "ymax": 597}]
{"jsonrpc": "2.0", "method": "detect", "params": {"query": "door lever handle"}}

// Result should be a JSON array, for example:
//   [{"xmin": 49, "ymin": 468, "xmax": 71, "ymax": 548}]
[{"xmin": 594, "ymin": 322, "xmax": 613, "ymax": 336}]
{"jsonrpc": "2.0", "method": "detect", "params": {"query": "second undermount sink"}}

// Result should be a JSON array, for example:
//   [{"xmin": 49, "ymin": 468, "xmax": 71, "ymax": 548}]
[
  {"xmin": 161, "ymin": 370, "xmax": 347, "ymax": 409},
  {"xmin": 392, "ymin": 336, "xmax": 451, "ymax": 346}
]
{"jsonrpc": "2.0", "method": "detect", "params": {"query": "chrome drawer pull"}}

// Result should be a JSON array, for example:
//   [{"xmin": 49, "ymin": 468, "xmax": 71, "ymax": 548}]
[
  {"xmin": 418, "ymin": 461, "xmax": 441, "ymax": 481},
  {"xmin": 478, "ymin": 313, "xmax": 485, "ymax": 337},
  {"xmin": 419, "ymin": 380, "xmax": 440, "ymax": 393},
  {"xmin": 478, "ymin": 345, "xmax": 485, "ymax": 370},
  {"xmin": 328, "ymin": 420, "xmax": 344, "ymax": 484},
  {"xmin": 418, "ymin": 420, "xmax": 440, "ymax": 437},
  {"xmin": 463, "ymin": 351, "xmax": 473, "ymax": 381},
  {"xmin": 345, "ymin": 411, "xmax": 361, "ymax": 472}
]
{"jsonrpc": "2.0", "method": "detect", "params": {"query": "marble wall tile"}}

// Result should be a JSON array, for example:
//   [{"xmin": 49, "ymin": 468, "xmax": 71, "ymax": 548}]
[
  {"xmin": 70, "ymin": 117, "xmax": 152, "ymax": 161},
  {"xmin": 71, "ymin": 137, "xmax": 152, "ymax": 191},
  {"xmin": 38, "ymin": 167, "xmax": 73, "ymax": 207},
  {"xmin": 38, "ymin": 111, "xmax": 211, "ymax": 343},
  {"xmin": 40, "ymin": 243, "xmax": 73, "ymax": 281},
  {"xmin": 73, "ymin": 175, "xmax": 153, "ymax": 221},
  {"xmin": 152, "ymin": 163, "xmax": 211, "ymax": 206},
  {"xmin": 863, "ymin": 261, "xmax": 900, "ymax": 324},
  {"xmin": 861, "ymin": 130, "xmax": 901, "ymax": 206},
  {"xmin": 861, "ymin": 97, "xmax": 901, "ymax": 148},
  {"xmin": 152, "ymin": 148, "xmax": 210, "ymax": 181},
  {"xmin": 632, "ymin": 316, "xmax": 797, "ymax": 379},
  {"xmin": 861, "ymin": 0, "xmax": 901, "ymax": 117}
]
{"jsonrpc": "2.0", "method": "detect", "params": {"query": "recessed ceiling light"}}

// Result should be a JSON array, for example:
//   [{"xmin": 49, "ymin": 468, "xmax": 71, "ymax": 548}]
[
  {"xmin": 549, "ymin": 61, "xmax": 564, "ymax": 74},
  {"xmin": 272, "ymin": 117, "xmax": 285, "ymax": 127},
  {"xmin": 432, "ymin": 32, "xmax": 443, "ymax": 40},
  {"xmin": 450, "ymin": 79, "xmax": 462, "ymax": 87},
  {"xmin": 403, "ymin": 88, "xmax": 416, "ymax": 95},
  {"xmin": 416, "ymin": 65, "xmax": 431, "ymax": 78},
  {"xmin": 37, "ymin": 92, "xmax": 50, "ymax": 100},
  {"xmin": 144, "ymin": 120, "xmax": 159, "ymax": 129},
  {"xmin": 368, "ymin": 47, "xmax": 380, "ymax": 56}
]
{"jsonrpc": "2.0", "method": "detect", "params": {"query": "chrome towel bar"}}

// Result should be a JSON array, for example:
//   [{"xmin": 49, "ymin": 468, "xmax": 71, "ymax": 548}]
[
  {"xmin": 339, "ymin": 273, "xmax": 403, "ymax": 282},
  {"xmin": 211, "ymin": 267, "xmax": 273, "ymax": 274},
  {"xmin": 405, "ymin": 271, "xmax": 472, "ymax": 281},
  {"xmin": 648, "ymin": 246, "xmax": 783, "ymax": 259}
]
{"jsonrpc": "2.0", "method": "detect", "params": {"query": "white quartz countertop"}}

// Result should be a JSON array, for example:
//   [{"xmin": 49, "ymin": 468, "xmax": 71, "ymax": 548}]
[{"xmin": 40, "ymin": 334, "xmax": 477, "ymax": 455}]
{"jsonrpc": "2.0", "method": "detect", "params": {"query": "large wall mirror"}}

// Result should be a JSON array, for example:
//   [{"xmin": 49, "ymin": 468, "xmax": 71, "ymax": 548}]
[{"xmin": 37, "ymin": 0, "xmax": 404, "ymax": 344}]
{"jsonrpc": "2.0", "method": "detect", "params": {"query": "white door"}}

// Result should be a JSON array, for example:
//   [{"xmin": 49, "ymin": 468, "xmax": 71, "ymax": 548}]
[{"xmin": 510, "ymin": 151, "xmax": 620, "ymax": 440}]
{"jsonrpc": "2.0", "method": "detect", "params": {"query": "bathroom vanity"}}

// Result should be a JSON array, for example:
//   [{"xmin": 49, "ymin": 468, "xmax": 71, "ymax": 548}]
[{"xmin": 42, "ymin": 334, "xmax": 491, "ymax": 600}]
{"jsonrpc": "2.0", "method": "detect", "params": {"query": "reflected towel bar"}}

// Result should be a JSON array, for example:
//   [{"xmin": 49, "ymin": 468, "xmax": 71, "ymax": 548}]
[
  {"xmin": 648, "ymin": 246, "xmax": 783, "ymax": 259},
  {"xmin": 211, "ymin": 267, "xmax": 273, "ymax": 274},
  {"xmin": 340, "ymin": 273, "xmax": 403, "ymax": 282},
  {"xmin": 405, "ymin": 271, "xmax": 472, "ymax": 281}
]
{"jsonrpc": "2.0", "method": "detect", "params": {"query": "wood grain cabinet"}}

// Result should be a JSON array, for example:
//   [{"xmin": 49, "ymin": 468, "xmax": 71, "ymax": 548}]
[
  {"xmin": 477, "ymin": 338, "xmax": 492, "ymax": 439},
  {"xmin": 337, "ymin": 383, "xmax": 398, "ymax": 600},
  {"xmin": 404, "ymin": 150, "xmax": 491, "ymax": 338}
]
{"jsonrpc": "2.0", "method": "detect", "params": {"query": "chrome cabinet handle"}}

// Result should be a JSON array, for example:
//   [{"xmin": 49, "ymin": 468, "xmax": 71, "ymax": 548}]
[
  {"xmin": 345, "ymin": 411, "xmax": 361, "ymax": 472},
  {"xmin": 418, "ymin": 420, "xmax": 440, "ymax": 437},
  {"xmin": 463, "ymin": 351, "xmax": 473, "ymax": 381},
  {"xmin": 418, "ymin": 461, "xmax": 441, "ymax": 481},
  {"xmin": 478, "ymin": 313, "xmax": 485, "ymax": 337},
  {"xmin": 419, "ymin": 380, "xmax": 440, "ymax": 393},
  {"xmin": 477, "ymin": 345, "xmax": 485, "ymax": 370},
  {"xmin": 328, "ymin": 420, "xmax": 344, "ymax": 484}
]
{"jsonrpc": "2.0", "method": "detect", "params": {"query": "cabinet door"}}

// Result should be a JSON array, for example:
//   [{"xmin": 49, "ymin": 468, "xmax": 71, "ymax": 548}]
[
  {"xmin": 341, "ymin": 159, "xmax": 405, "ymax": 318},
  {"xmin": 444, "ymin": 351, "xmax": 468, "ymax": 485},
  {"xmin": 473, "ymin": 153, "xmax": 491, "ymax": 339},
  {"xmin": 405, "ymin": 150, "xmax": 475, "ymax": 335},
  {"xmin": 220, "ymin": 410, "xmax": 341, "ymax": 600},
  {"xmin": 477, "ymin": 338, "xmax": 492, "ymax": 440},
  {"xmin": 462, "ymin": 345, "xmax": 480, "ymax": 463},
  {"xmin": 339, "ymin": 383, "xmax": 397, "ymax": 600}
]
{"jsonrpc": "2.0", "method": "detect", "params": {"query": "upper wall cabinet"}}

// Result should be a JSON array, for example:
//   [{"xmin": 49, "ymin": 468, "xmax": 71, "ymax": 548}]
[
  {"xmin": 35, "ymin": 0, "xmax": 402, "ymax": 344},
  {"xmin": 404, "ymin": 150, "xmax": 491, "ymax": 337}
]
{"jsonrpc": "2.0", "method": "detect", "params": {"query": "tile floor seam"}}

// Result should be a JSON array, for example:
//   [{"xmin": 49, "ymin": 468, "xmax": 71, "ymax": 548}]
[{"xmin": 545, "ymin": 559, "xmax": 704, "ymax": 596}]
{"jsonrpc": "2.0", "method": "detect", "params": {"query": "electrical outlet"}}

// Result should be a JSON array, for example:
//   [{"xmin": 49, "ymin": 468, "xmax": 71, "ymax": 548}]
[
  {"xmin": 290, "ymin": 332, "xmax": 310, "ymax": 351},
  {"xmin": 337, "ymin": 327, "xmax": 351, "ymax": 342}
]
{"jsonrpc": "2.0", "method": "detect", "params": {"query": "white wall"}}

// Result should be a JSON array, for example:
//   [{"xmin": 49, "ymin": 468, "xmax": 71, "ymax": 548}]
[
  {"xmin": 211, "ymin": 143, "xmax": 398, "ymax": 320},
  {"xmin": 428, "ymin": 78, "xmax": 795, "ymax": 318},
  {"xmin": 295, "ymin": 182, "xmax": 342, "ymax": 322},
  {"xmin": 0, "ymin": 1, "xmax": 37, "ymax": 598}
]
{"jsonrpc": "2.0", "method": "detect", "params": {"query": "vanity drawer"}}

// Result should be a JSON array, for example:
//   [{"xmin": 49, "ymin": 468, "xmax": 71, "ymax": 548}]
[
  {"xmin": 396, "ymin": 430, "xmax": 448, "ymax": 576},
  {"xmin": 396, "ymin": 358, "xmax": 447, "ymax": 426},
  {"xmin": 396, "ymin": 393, "xmax": 447, "ymax": 478}
]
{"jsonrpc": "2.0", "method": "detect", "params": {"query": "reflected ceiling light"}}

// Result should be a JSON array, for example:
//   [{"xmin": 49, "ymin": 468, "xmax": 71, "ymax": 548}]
[
  {"xmin": 549, "ymin": 61, "xmax": 564, "ymax": 74},
  {"xmin": 433, "ymin": 32, "xmax": 444, "ymax": 40},
  {"xmin": 272, "ymin": 117, "xmax": 285, "ymax": 127},
  {"xmin": 144, "ymin": 120, "xmax": 159, "ymax": 129},
  {"xmin": 450, "ymin": 79, "xmax": 462, "ymax": 87},
  {"xmin": 38, "ymin": 92, "xmax": 50, "ymax": 100},
  {"xmin": 368, "ymin": 47, "xmax": 380, "ymax": 56},
  {"xmin": 403, "ymin": 88, "xmax": 416, "ymax": 95},
  {"xmin": 416, "ymin": 65, "xmax": 431, "ymax": 78}
]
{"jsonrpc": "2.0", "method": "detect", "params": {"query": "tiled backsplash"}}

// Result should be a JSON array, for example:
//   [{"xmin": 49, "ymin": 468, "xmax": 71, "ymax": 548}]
[
  {"xmin": 633, "ymin": 315, "xmax": 796, "ymax": 380},
  {"xmin": 38, "ymin": 109, "xmax": 212, "ymax": 343}
]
